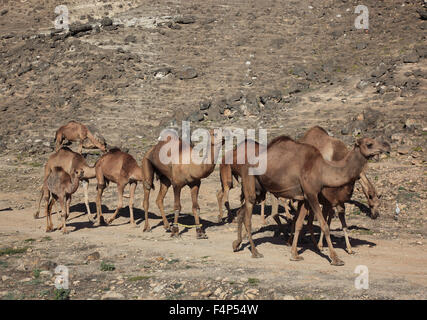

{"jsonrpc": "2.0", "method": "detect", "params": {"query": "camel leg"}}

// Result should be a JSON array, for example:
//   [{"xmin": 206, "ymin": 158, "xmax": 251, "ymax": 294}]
[
  {"xmin": 128, "ymin": 182, "xmax": 138, "ymax": 228},
  {"xmin": 232, "ymin": 205, "xmax": 245, "ymax": 252},
  {"xmin": 290, "ymin": 201, "xmax": 308, "ymax": 260},
  {"xmin": 190, "ymin": 182, "xmax": 207, "ymax": 239},
  {"xmin": 287, "ymin": 202, "xmax": 301, "ymax": 246},
  {"xmin": 78, "ymin": 140, "xmax": 83, "ymax": 154},
  {"xmin": 155, "ymin": 179, "xmax": 171, "ymax": 231},
  {"xmin": 171, "ymin": 184, "xmax": 182, "ymax": 237},
  {"xmin": 142, "ymin": 187, "xmax": 151, "ymax": 232},
  {"xmin": 45, "ymin": 196, "xmax": 55, "ymax": 232},
  {"xmin": 240, "ymin": 174, "xmax": 262, "ymax": 258},
  {"xmin": 305, "ymin": 192, "xmax": 344, "ymax": 266},
  {"xmin": 216, "ymin": 188, "xmax": 224, "ymax": 223},
  {"xmin": 57, "ymin": 196, "xmax": 68, "ymax": 234},
  {"xmin": 61, "ymin": 196, "xmax": 71, "ymax": 234},
  {"xmin": 106, "ymin": 183, "xmax": 125, "ymax": 224},
  {"xmin": 35, "ymin": 183, "xmax": 48, "ymax": 219},
  {"xmin": 81, "ymin": 179, "xmax": 95, "ymax": 222},
  {"xmin": 95, "ymin": 183, "xmax": 106, "ymax": 226},
  {"xmin": 217, "ymin": 184, "xmax": 231, "ymax": 223},
  {"xmin": 260, "ymin": 199, "xmax": 267, "ymax": 225},
  {"xmin": 318, "ymin": 204, "xmax": 333, "ymax": 252},
  {"xmin": 337, "ymin": 204, "xmax": 354, "ymax": 254}
]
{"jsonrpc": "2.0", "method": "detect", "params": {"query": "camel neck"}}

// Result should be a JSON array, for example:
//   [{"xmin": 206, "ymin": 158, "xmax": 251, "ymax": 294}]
[
  {"xmin": 83, "ymin": 165, "xmax": 96, "ymax": 179},
  {"xmin": 321, "ymin": 146, "xmax": 367, "ymax": 188}
]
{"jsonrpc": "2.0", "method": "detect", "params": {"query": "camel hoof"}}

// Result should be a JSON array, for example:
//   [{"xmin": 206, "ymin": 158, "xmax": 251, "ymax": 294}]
[
  {"xmin": 34, "ymin": 212, "xmax": 39, "ymax": 219},
  {"xmin": 331, "ymin": 258, "xmax": 345, "ymax": 266},
  {"xmin": 143, "ymin": 226, "xmax": 151, "ymax": 232},
  {"xmin": 88, "ymin": 214, "xmax": 97, "ymax": 223},
  {"xmin": 232, "ymin": 240, "xmax": 241, "ymax": 252},
  {"xmin": 290, "ymin": 255, "xmax": 304, "ymax": 261},
  {"xmin": 130, "ymin": 223, "xmax": 139, "ymax": 228},
  {"xmin": 106, "ymin": 218, "xmax": 114, "ymax": 225},
  {"xmin": 317, "ymin": 246, "xmax": 325, "ymax": 252},
  {"xmin": 197, "ymin": 232, "xmax": 208, "ymax": 240},
  {"xmin": 217, "ymin": 215, "xmax": 223, "ymax": 223},
  {"xmin": 45, "ymin": 228, "xmax": 53, "ymax": 233},
  {"xmin": 251, "ymin": 252, "xmax": 263, "ymax": 258},
  {"xmin": 62, "ymin": 229, "xmax": 69, "ymax": 235},
  {"xmin": 346, "ymin": 249, "xmax": 356, "ymax": 255}
]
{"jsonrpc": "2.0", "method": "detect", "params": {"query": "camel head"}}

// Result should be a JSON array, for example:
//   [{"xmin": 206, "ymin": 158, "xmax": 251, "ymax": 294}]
[
  {"xmin": 368, "ymin": 193, "xmax": 381, "ymax": 220},
  {"xmin": 355, "ymin": 138, "xmax": 390, "ymax": 159},
  {"xmin": 73, "ymin": 168, "xmax": 85, "ymax": 180}
]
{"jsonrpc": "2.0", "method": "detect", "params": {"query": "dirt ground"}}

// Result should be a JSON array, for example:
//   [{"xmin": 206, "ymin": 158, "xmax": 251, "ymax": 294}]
[{"xmin": 0, "ymin": 0, "xmax": 426, "ymax": 300}]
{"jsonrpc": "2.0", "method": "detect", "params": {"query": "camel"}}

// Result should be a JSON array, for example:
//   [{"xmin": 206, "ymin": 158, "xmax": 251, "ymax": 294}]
[
  {"xmin": 55, "ymin": 121, "xmax": 107, "ymax": 153},
  {"xmin": 94, "ymin": 149, "xmax": 145, "ymax": 227},
  {"xmin": 299, "ymin": 126, "xmax": 381, "ymax": 254},
  {"xmin": 233, "ymin": 135, "xmax": 390, "ymax": 265},
  {"xmin": 142, "ymin": 129, "xmax": 223, "ymax": 238},
  {"xmin": 45, "ymin": 167, "xmax": 84, "ymax": 234},
  {"xmin": 216, "ymin": 146, "xmax": 294, "ymax": 225},
  {"xmin": 268, "ymin": 126, "xmax": 382, "ymax": 253},
  {"xmin": 35, "ymin": 147, "xmax": 96, "ymax": 221}
]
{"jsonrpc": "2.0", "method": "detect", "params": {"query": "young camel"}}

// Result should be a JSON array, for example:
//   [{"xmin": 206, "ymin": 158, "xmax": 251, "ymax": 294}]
[
  {"xmin": 94, "ymin": 149, "xmax": 144, "ymax": 227},
  {"xmin": 300, "ymin": 126, "xmax": 381, "ymax": 254},
  {"xmin": 45, "ymin": 167, "xmax": 84, "ymax": 234},
  {"xmin": 55, "ymin": 121, "xmax": 107, "ymax": 153},
  {"xmin": 142, "ymin": 129, "xmax": 223, "ymax": 239},
  {"xmin": 233, "ymin": 135, "xmax": 390, "ymax": 265},
  {"xmin": 35, "ymin": 147, "xmax": 96, "ymax": 221}
]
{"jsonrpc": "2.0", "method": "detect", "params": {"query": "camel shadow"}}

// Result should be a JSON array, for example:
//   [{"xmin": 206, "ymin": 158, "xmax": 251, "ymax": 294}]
[
  {"xmin": 238, "ymin": 221, "xmax": 377, "ymax": 264},
  {"xmin": 0, "ymin": 207, "xmax": 12, "ymax": 212},
  {"xmin": 349, "ymin": 200, "xmax": 371, "ymax": 217}
]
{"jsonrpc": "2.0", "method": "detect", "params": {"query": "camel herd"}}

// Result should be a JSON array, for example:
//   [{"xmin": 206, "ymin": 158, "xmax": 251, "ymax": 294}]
[{"xmin": 35, "ymin": 121, "xmax": 390, "ymax": 266}]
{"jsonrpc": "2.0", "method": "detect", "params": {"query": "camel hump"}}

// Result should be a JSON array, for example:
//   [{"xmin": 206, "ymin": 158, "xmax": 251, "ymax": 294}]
[{"xmin": 267, "ymin": 135, "xmax": 294, "ymax": 147}]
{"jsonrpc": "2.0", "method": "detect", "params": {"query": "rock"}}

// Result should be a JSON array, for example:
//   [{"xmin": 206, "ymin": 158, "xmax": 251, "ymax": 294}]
[
  {"xmin": 86, "ymin": 252, "xmax": 101, "ymax": 262},
  {"xmin": 356, "ymin": 79, "xmax": 370, "ymax": 90},
  {"xmin": 154, "ymin": 67, "xmax": 171, "ymax": 79},
  {"xmin": 101, "ymin": 17, "xmax": 113, "ymax": 27},
  {"xmin": 69, "ymin": 23, "xmax": 92, "ymax": 36},
  {"xmin": 174, "ymin": 16, "xmax": 196, "ymax": 24},
  {"xmin": 200, "ymin": 100, "xmax": 211, "ymax": 111},
  {"xmin": 1, "ymin": 275, "xmax": 10, "ymax": 281},
  {"xmin": 341, "ymin": 127, "xmax": 350, "ymax": 135},
  {"xmin": 416, "ymin": 8, "xmax": 427, "ymax": 20},
  {"xmin": 355, "ymin": 42, "xmax": 367, "ymax": 50},
  {"xmin": 1, "ymin": 9, "xmax": 8, "ymax": 16},
  {"xmin": 152, "ymin": 284, "xmax": 166, "ymax": 293},
  {"xmin": 397, "ymin": 145, "xmax": 411, "ymax": 155},
  {"xmin": 124, "ymin": 35, "xmax": 137, "ymax": 43},
  {"xmin": 201, "ymin": 290, "xmax": 212, "ymax": 297},
  {"xmin": 40, "ymin": 270, "xmax": 52, "ymax": 277},
  {"xmin": 404, "ymin": 119, "xmax": 418, "ymax": 129},
  {"xmin": 282, "ymin": 295, "xmax": 296, "ymax": 300},
  {"xmin": 370, "ymin": 63, "xmax": 387, "ymax": 78},
  {"xmin": 101, "ymin": 291, "xmax": 125, "ymax": 300},
  {"xmin": 403, "ymin": 53, "xmax": 419, "ymax": 63},
  {"xmin": 187, "ymin": 111, "xmax": 204, "ymax": 122},
  {"xmin": 175, "ymin": 67, "xmax": 198, "ymax": 80}
]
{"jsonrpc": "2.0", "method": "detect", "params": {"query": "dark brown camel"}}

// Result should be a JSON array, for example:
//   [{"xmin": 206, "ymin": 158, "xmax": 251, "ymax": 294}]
[
  {"xmin": 94, "ymin": 149, "xmax": 144, "ymax": 227},
  {"xmin": 142, "ymin": 129, "xmax": 223, "ymax": 238},
  {"xmin": 45, "ymin": 167, "xmax": 84, "ymax": 234},
  {"xmin": 35, "ymin": 147, "xmax": 96, "ymax": 221},
  {"xmin": 234, "ymin": 135, "xmax": 390, "ymax": 265},
  {"xmin": 55, "ymin": 121, "xmax": 107, "ymax": 153}
]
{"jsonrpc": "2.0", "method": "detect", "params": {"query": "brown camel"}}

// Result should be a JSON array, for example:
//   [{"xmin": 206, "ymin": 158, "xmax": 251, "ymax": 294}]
[
  {"xmin": 35, "ymin": 147, "xmax": 96, "ymax": 221},
  {"xmin": 45, "ymin": 167, "xmax": 84, "ymax": 234},
  {"xmin": 94, "ymin": 149, "xmax": 144, "ymax": 227},
  {"xmin": 233, "ymin": 135, "xmax": 390, "ymax": 265},
  {"xmin": 142, "ymin": 129, "xmax": 223, "ymax": 238},
  {"xmin": 299, "ymin": 126, "xmax": 381, "ymax": 254},
  {"xmin": 216, "ymin": 145, "xmax": 293, "ymax": 225},
  {"xmin": 55, "ymin": 121, "xmax": 107, "ymax": 153}
]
